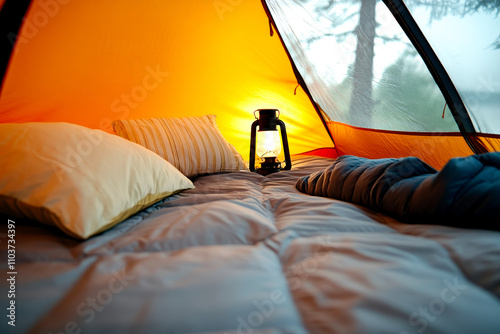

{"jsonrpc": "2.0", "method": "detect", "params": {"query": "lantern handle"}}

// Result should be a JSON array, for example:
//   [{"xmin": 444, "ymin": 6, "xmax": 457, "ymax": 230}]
[{"xmin": 253, "ymin": 109, "xmax": 280, "ymax": 119}]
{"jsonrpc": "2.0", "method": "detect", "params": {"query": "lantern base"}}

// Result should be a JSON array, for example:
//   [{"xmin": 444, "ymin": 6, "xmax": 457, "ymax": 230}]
[{"xmin": 256, "ymin": 157, "xmax": 282, "ymax": 175}]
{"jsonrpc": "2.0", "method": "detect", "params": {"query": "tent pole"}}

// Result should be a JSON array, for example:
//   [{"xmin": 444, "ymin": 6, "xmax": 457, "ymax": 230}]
[{"xmin": 383, "ymin": 0, "xmax": 487, "ymax": 155}]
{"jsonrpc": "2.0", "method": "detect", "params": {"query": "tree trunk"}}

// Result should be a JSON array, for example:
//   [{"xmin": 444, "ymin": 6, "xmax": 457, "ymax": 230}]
[{"xmin": 348, "ymin": 0, "xmax": 377, "ymax": 127}]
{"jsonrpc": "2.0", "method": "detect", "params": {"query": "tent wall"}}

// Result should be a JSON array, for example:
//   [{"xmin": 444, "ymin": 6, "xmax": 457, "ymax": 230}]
[
  {"xmin": 474, "ymin": 135, "xmax": 500, "ymax": 152},
  {"xmin": 0, "ymin": 0, "xmax": 332, "ymax": 161},
  {"xmin": 1, "ymin": 0, "xmax": 497, "ymax": 168},
  {"xmin": 329, "ymin": 122, "xmax": 473, "ymax": 169}
]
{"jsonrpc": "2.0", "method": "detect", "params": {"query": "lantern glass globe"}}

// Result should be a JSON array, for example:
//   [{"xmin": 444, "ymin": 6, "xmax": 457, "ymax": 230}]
[{"xmin": 256, "ymin": 130, "xmax": 281, "ymax": 159}]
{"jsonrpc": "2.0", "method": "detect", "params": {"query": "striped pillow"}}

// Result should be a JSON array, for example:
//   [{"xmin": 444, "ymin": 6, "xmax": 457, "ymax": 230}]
[{"xmin": 112, "ymin": 115, "xmax": 247, "ymax": 177}]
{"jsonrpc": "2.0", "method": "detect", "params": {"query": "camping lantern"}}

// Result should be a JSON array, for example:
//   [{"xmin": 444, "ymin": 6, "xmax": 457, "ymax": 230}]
[{"xmin": 249, "ymin": 109, "xmax": 291, "ymax": 175}]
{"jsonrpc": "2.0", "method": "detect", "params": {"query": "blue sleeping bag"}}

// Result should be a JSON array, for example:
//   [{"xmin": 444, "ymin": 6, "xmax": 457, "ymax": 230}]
[{"xmin": 296, "ymin": 153, "xmax": 500, "ymax": 230}]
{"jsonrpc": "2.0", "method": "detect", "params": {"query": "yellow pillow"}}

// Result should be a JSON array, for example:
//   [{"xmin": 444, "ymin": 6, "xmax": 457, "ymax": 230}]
[
  {"xmin": 112, "ymin": 115, "xmax": 247, "ymax": 177},
  {"xmin": 0, "ymin": 122, "xmax": 194, "ymax": 239}
]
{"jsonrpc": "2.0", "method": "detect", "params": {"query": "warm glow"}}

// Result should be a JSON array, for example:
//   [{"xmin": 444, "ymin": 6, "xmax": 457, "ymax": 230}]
[
  {"xmin": 0, "ymin": 0, "xmax": 333, "ymax": 160},
  {"xmin": 256, "ymin": 130, "xmax": 281, "ymax": 158}
]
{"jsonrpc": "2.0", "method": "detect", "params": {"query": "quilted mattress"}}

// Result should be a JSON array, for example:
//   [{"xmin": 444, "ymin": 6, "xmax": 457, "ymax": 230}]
[{"xmin": 1, "ymin": 156, "xmax": 500, "ymax": 333}]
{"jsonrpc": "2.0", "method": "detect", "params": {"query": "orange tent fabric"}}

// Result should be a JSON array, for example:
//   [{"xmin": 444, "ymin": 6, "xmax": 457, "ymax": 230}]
[
  {"xmin": 0, "ymin": 0, "xmax": 332, "ymax": 161},
  {"xmin": 328, "ymin": 122, "xmax": 473, "ymax": 169}
]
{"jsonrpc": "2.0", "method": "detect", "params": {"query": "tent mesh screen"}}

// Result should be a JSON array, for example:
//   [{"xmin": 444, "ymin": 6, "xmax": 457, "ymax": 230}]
[{"xmin": 265, "ymin": 0, "xmax": 483, "ymax": 133}]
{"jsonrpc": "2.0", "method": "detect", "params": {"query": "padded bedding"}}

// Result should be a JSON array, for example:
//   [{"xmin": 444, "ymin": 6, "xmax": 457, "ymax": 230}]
[{"xmin": 1, "ymin": 156, "xmax": 500, "ymax": 333}]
